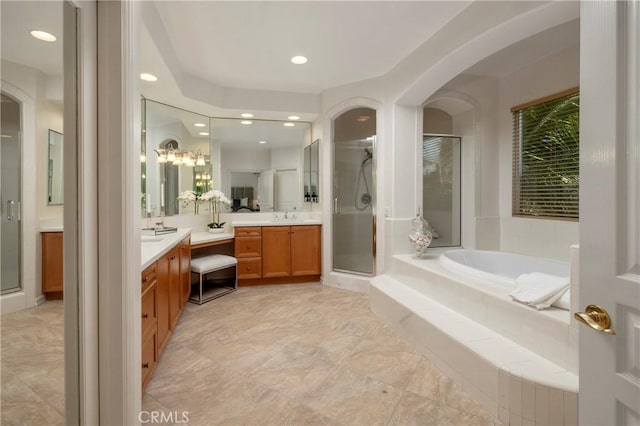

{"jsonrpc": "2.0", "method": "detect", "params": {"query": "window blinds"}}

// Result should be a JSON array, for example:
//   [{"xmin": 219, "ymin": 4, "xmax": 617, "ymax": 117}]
[{"xmin": 512, "ymin": 88, "xmax": 579, "ymax": 220}]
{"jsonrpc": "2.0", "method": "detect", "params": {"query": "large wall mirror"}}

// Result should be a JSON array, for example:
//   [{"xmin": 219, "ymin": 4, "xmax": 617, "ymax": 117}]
[
  {"xmin": 303, "ymin": 139, "xmax": 319, "ymax": 202},
  {"xmin": 47, "ymin": 129, "xmax": 63, "ymax": 205},
  {"xmin": 142, "ymin": 99, "xmax": 312, "ymax": 217},
  {"xmin": 214, "ymin": 118, "xmax": 311, "ymax": 213},
  {"xmin": 143, "ymin": 99, "xmax": 212, "ymax": 217}
]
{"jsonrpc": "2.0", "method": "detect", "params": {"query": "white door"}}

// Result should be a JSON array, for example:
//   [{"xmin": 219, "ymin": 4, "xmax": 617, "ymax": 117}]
[
  {"xmin": 579, "ymin": 2, "xmax": 640, "ymax": 424},
  {"xmin": 275, "ymin": 169, "xmax": 298, "ymax": 211}
]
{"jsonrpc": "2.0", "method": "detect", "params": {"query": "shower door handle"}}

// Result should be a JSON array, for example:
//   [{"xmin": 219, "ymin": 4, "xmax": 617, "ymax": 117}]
[
  {"xmin": 6, "ymin": 200, "xmax": 21, "ymax": 221},
  {"xmin": 333, "ymin": 197, "xmax": 341, "ymax": 214}
]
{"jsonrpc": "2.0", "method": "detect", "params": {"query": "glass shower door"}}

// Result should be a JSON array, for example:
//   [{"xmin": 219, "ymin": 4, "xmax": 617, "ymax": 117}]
[
  {"xmin": 1, "ymin": 93, "xmax": 22, "ymax": 294},
  {"xmin": 333, "ymin": 137, "xmax": 375, "ymax": 275}
]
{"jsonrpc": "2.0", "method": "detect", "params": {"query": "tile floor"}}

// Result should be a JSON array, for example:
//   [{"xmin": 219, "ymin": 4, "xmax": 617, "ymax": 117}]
[{"xmin": 1, "ymin": 284, "xmax": 499, "ymax": 425}]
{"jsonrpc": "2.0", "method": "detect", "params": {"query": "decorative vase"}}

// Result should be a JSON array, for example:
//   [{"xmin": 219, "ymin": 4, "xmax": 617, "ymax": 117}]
[
  {"xmin": 408, "ymin": 211, "xmax": 433, "ymax": 258},
  {"xmin": 208, "ymin": 227, "xmax": 224, "ymax": 234}
]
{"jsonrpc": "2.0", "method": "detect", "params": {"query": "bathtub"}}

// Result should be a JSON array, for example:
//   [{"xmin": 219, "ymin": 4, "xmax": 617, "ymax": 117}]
[
  {"xmin": 370, "ymin": 249, "xmax": 578, "ymax": 422},
  {"xmin": 439, "ymin": 249, "xmax": 570, "ymax": 287}
]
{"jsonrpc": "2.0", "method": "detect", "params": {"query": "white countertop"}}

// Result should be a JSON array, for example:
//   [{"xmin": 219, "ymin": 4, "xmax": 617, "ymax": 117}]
[
  {"xmin": 231, "ymin": 219, "xmax": 322, "ymax": 227},
  {"xmin": 40, "ymin": 226, "xmax": 64, "ymax": 232},
  {"xmin": 141, "ymin": 228, "xmax": 191, "ymax": 269},
  {"xmin": 191, "ymin": 231, "xmax": 234, "ymax": 245}
]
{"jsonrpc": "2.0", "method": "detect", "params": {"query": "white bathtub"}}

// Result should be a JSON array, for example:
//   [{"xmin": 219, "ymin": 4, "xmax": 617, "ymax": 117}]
[{"xmin": 439, "ymin": 249, "xmax": 570, "ymax": 287}]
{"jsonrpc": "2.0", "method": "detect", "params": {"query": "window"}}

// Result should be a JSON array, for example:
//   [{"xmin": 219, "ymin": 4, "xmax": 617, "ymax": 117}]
[{"xmin": 512, "ymin": 88, "xmax": 579, "ymax": 219}]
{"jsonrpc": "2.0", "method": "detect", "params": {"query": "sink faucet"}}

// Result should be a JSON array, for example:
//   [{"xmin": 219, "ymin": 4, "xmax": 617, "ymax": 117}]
[{"xmin": 284, "ymin": 210, "xmax": 289, "ymax": 220}]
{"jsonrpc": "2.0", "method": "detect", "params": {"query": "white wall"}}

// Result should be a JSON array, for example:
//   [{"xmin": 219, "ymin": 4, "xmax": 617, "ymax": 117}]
[{"xmin": 498, "ymin": 45, "xmax": 579, "ymax": 261}]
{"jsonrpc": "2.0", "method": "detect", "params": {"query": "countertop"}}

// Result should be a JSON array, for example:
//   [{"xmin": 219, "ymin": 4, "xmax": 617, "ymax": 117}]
[
  {"xmin": 231, "ymin": 219, "xmax": 322, "ymax": 227},
  {"xmin": 141, "ymin": 228, "xmax": 191, "ymax": 269},
  {"xmin": 40, "ymin": 226, "xmax": 64, "ymax": 232},
  {"xmin": 191, "ymin": 231, "xmax": 234, "ymax": 246}
]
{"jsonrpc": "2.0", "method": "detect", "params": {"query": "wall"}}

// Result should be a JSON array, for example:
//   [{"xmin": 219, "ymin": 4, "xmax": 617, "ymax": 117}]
[{"xmin": 498, "ymin": 44, "xmax": 579, "ymax": 261}]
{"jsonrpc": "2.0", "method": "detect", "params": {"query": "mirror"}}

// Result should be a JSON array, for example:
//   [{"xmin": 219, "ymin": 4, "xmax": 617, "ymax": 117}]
[
  {"xmin": 47, "ymin": 129, "xmax": 63, "ymax": 205},
  {"xmin": 303, "ymin": 139, "xmax": 319, "ymax": 203},
  {"xmin": 212, "ymin": 118, "xmax": 311, "ymax": 213},
  {"xmin": 143, "ymin": 99, "xmax": 212, "ymax": 217}
]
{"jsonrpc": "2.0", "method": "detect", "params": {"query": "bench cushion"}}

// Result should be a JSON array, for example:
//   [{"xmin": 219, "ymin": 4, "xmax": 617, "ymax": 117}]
[{"xmin": 191, "ymin": 254, "xmax": 237, "ymax": 274}]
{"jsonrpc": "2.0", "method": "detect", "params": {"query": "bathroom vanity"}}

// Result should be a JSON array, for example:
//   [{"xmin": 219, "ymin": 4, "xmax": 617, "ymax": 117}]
[
  {"xmin": 234, "ymin": 222, "xmax": 321, "ymax": 285},
  {"xmin": 41, "ymin": 231, "xmax": 64, "ymax": 299},
  {"xmin": 140, "ymin": 229, "xmax": 191, "ymax": 390}
]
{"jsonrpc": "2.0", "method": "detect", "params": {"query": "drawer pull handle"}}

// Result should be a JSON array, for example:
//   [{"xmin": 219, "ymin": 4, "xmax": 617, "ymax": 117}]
[
  {"xmin": 142, "ymin": 362, "xmax": 149, "ymax": 369},
  {"xmin": 170, "ymin": 256, "xmax": 176, "ymax": 260},
  {"xmin": 142, "ymin": 276, "xmax": 148, "ymax": 282},
  {"xmin": 142, "ymin": 314, "xmax": 149, "ymax": 319}
]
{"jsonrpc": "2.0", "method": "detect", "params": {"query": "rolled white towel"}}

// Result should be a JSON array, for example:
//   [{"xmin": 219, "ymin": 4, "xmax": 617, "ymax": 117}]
[{"xmin": 510, "ymin": 272, "xmax": 570, "ymax": 310}]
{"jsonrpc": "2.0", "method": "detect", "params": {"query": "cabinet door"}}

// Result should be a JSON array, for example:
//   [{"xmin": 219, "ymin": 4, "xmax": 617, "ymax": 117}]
[
  {"xmin": 42, "ymin": 232, "xmax": 64, "ymax": 292},
  {"xmin": 156, "ymin": 256, "xmax": 170, "ymax": 352},
  {"xmin": 180, "ymin": 237, "xmax": 191, "ymax": 306},
  {"xmin": 291, "ymin": 225, "xmax": 321, "ymax": 276},
  {"xmin": 262, "ymin": 226, "xmax": 291, "ymax": 278},
  {"xmin": 141, "ymin": 329, "xmax": 157, "ymax": 390},
  {"xmin": 237, "ymin": 258, "xmax": 262, "ymax": 279},
  {"xmin": 168, "ymin": 247, "xmax": 181, "ymax": 329}
]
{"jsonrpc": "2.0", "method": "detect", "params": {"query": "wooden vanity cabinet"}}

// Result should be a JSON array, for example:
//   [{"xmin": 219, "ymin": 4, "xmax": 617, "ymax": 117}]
[
  {"xmin": 141, "ymin": 263, "xmax": 158, "ymax": 390},
  {"xmin": 235, "ymin": 227, "xmax": 262, "ymax": 279},
  {"xmin": 41, "ymin": 232, "xmax": 63, "ymax": 299},
  {"xmin": 142, "ymin": 235, "xmax": 191, "ymax": 391},
  {"xmin": 236, "ymin": 224, "xmax": 321, "ymax": 285}
]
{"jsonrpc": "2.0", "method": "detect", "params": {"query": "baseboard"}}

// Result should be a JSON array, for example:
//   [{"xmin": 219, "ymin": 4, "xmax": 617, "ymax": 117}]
[{"xmin": 35, "ymin": 294, "xmax": 47, "ymax": 306}]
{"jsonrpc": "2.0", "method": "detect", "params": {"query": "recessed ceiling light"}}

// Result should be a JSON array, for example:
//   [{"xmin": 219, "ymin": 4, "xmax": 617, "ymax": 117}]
[
  {"xmin": 140, "ymin": 73, "xmax": 158, "ymax": 82},
  {"xmin": 241, "ymin": 113, "xmax": 254, "ymax": 118},
  {"xmin": 241, "ymin": 120, "xmax": 252, "ymax": 125},
  {"xmin": 259, "ymin": 141, "xmax": 267, "ymax": 144},
  {"xmin": 283, "ymin": 122, "xmax": 295, "ymax": 127},
  {"xmin": 0, "ymin": 134, "xmax": 12, "ymax": 139},
  {"xmin": 356, "ymin": 115, "xmax": 370, "ymax": 122},
  {"xmin": 199, "ymin": 132, "xmax": 209, "ymax": 136},
  {"xmin": 288, "ymin": 115, "xmax": 300, "ymax": 120},
  {"xmin": 290, "ymin": 56, "xmax": 307, "ymax": 65},
  {"xmin": 194, "ymin": 123, "xmax": 206, "ymax": 127},
  {"xmin": 30, "ymin": 30, "xmax": 56, "ymax": 42}
]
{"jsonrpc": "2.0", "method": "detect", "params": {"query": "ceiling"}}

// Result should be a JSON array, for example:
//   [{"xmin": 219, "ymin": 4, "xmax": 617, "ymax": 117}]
[
  {"xmin": 1, "ymin": 1, "xmax": 63, "ymax": 77},
  {"xmin": 149, "ymin": 1, "xmax": 471, "ymax": 94}
]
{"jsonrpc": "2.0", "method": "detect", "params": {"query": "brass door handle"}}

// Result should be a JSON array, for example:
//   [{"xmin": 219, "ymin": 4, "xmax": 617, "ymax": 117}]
[{"xmin": 574, "ymin": 304, "xmax": 616, "ymax": 335}]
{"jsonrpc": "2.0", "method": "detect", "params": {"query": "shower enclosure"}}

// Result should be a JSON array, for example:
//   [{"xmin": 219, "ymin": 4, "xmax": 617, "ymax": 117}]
[
  {"xmin": 332, "ymin": 108, "xmax": 376, "ymax": 275},
  {"xmin": 1, "ymin": 93, "xmax": 22, "ymax": 294},
  {"xmin": 422, "ymin": 134, "xmax": 461, "ymax": 247}
]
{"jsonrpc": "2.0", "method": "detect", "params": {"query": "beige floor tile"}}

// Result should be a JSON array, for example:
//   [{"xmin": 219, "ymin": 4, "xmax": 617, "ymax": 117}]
[{"xmin": 389, "ymin": 390, "xmax": 497, "ymax": 426}]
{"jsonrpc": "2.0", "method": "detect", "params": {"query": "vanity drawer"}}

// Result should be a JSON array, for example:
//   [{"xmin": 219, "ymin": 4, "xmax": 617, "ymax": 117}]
[
  {"xmin": 141, "ymin": 262, "xmax": 157, "ymax": 293},
  {"xmin": 237, "ymin": 258, "xmax": 262, "ymax": 279},
  {"xmin": 141, "ymin": 283, "xmax": 157, "ymax": 337},
  {"xmin": 235, "ymin": 237, "xmax": 262, "ymax": 258},
  {"xmin": 234, "ymin": 227, "xmax": 262, "ymax": 237}
]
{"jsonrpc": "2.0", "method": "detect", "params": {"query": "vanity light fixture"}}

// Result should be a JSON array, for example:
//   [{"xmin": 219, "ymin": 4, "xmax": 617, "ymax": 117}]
[
  {"xmin": 196, "ymin": 154, "xmax": 206, "ymax": 166},
  {"xmin": 241, "ymin": 120, "xmax": 252, "ymax": 125},
  {"xmin": 140, "ymin": 153, "xmax": 146, "ymax": 163},
  {"xmin": 194, "ymin": 123, "xmax": 206, "ymax": 127},
  {"xmin": 283, "ymin": 122, "xmax": 295, "ymax": 127},
  {"xmin": 166, "ymin": 150, "xmax": 177, "ymax": 163},
  {"xmin": 140, "ymin": 73, "xmax": 158, "ymax": 82},
  {"xmin": 199, "ymin": 132, "xmax": 209, "ymax": 136},
  {"xmin": 291, "ymin": 55, "xmax": 308, "ymax": 65},
  {"xmin": 241, "ymin": 113, "xmax": 254, "ymax": 118},
  {"xmin": 155, "ymin": 149, "xmax": 168, "ymax": 163},
  {"xmin": 288, "ymin": 115, "xmax": 300, "ymax": 120},
  {"xmin": 30, "ymin": 30, "xmax": 56, "ymax": 42}
]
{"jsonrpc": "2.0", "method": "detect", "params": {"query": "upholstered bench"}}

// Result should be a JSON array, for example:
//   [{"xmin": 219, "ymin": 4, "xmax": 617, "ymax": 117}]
[{"xmin": 189, "ymin": 254, "xmax": 238, "ymax": 304}]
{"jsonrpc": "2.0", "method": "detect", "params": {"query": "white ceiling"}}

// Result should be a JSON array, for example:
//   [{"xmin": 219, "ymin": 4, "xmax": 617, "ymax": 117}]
[
  {"xmin": 150, "ymin": 1, "xmax": 471, "ymax": 94},
  {"xmin": 1, "ymin": 1, "xmax": 63, "ymax": 77}
]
